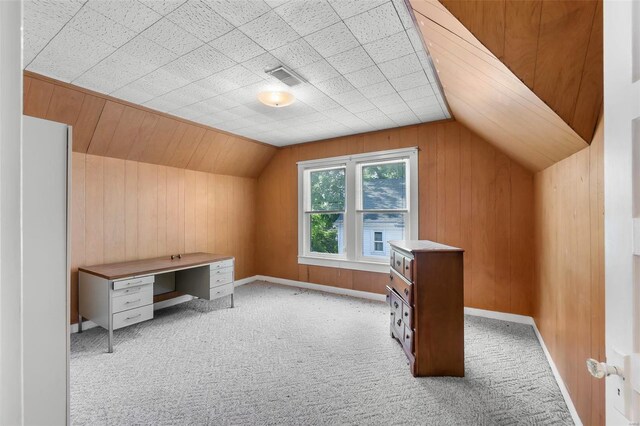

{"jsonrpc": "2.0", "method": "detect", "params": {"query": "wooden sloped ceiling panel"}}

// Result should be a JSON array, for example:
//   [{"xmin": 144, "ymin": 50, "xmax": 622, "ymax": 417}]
[
  {"xmin": 440, "ymin": 0, "xmax": 603, "ymax": 143},
  {"xmin": 23, "ymin": 72, "xmax": 277, "ymax": 179},
  {"xmin": 408, "ymin": 0, "xmax": 588, "ymax": 172}
]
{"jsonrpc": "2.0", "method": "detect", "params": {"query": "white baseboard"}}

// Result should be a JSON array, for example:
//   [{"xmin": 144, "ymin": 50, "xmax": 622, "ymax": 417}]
[
  {"xmin": 70, "ymin": 320, "xmax": 98, "ymax": 333},
  {"xmin": 463, "ymin": 307, "xmax": 535, "ymax": 325},
  {"xmin": 254, "ymin": 274, "xmax": 387, "ymax": 302},
  {"xmin": 234, "ymin": 276, "xmax": 257, "ymax": 286}
]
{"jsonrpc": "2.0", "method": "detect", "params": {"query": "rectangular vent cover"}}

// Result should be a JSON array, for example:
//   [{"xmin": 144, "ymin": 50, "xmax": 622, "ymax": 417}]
[{"xmin": 266, "ymin": 66, "xmax": 306, "ymax": 87}]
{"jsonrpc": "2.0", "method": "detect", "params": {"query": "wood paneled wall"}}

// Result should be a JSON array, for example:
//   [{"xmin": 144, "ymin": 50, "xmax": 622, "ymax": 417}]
[
  {"xmin": 70, "ymin": 153, "xmax": 257, "ymax": 323},
  {"xmin": 533, "ymin": 116, "xmax": 604, "ymax": 425},
  {"xmin": 409, "ymin": 0, "xmax": 589, "ymax": 172},
  {"xmin": 440, "ymin": 0, "xmax": 603, "ymax": 143},
  {"xmin": 257, "ymin": 120, "xmax": 535, "ymax": 315},
  {"xmin": 24, "ymin": 72, "xmax": 276, "ymax": 178}
]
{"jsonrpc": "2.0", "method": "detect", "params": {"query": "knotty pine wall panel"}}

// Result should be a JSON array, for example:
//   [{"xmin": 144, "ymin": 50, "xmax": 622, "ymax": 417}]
[
  {"xmin": 533, "ymin": 115, "xmax": 604, "ymax": 425},
  {"xmin": 256, "ymin": 121, "xmax": 535, "ymax": 316},
  {"xmin": 70, "ymin": 153, "xmax": 258, "ymax": 324}
]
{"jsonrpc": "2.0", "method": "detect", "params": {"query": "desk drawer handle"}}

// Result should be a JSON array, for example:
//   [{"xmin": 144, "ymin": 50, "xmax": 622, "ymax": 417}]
[
  {"xmin": 125, "ymin": 314, "xmax": 142, "ymax": 320},
  {"xmin": 126, "ymin": 280, "xmax": 142, "ymax": 287},
  {"xmin": 125, "ymin": 299, "xmax": 141, "ymax": 305}
]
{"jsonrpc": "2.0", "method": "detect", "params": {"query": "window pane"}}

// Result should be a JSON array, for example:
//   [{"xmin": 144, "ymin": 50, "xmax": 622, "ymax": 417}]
[
  {"xmin": 310, "ymin": 213, "xmax": 345, "ymax": 254},
  {"xmin": 362, "ymin": 162, "xmax": 406, "ymax": 210},
  {"xmin": 310, "ymin": 168, "xmax": 345, "ymax": 211},
  {"xmin": 362, "ymin": 213, "xmax": 405, "ymax": 257},
  {"xmin": 374, "ymin": 231, "xmax": 383, "ymax": 242}
]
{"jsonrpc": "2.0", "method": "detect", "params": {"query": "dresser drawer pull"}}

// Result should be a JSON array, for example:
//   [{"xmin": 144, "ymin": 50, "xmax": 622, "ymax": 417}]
[
  {"xmin": 404, "ymin": 312, "xmax": 409, "ymax": 317},
  {"xmin": 125, "ymin": 299, "xmax": 141, "ymax": 305},
  {"xmin": 406, "ymin": 334, "xmax": 410, "ymax": 339},
  {"xmin": 125, "ymin": 313, "xmax": 142, "ymax": 321},
  {"xmin": 389, "ymin": 274, "xmax": 393, "ymax": 280},
  {"xmin": 396, "ymin": 319, "xmax": 401, "ymax": 327},
  {"xmin": 393, "ymin": 301, "xmax": 399, "ymax": 309},
  {"xmin": 404, "ymin": 288, "xmax": 409, "ymax": 296},
  {"xmin": 396, "ymin": 260, "xmax": 401, "ymax": 267}
]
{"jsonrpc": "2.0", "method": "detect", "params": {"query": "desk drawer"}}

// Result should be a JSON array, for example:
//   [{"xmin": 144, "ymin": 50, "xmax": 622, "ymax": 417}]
[
  {"xmin": 209, "ymin": 283, "xmax": 233, "ymax": 300},
  {"xmin": 112, "ymin": 282, "xmax": 152, "ymax": 298},
  {"xmin": 210, "ymin": 259, "xmax": 233, "ymax": 271},
  {"xmin": 113, "ymin": 275, "xmax": 154, "ymax": 291},
  {"xmin": 112, "ymin": 304, "xmax": 153, "ymax": 330},
  {"xmin": 210, "ymin": 272, "xmax": 233, "ymax": 288},
  {"xmin": 112, "ymin": 287, "xmax": 153, "ymax": 313}
]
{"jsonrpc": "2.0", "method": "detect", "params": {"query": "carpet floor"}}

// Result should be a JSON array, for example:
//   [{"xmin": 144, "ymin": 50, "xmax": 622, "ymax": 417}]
[{"xmin": 70, "ymin": 281, "xmax": 573, "ymax": 425}]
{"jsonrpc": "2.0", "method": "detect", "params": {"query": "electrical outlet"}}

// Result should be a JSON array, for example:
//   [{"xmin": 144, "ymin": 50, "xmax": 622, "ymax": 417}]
[{"xmin": 609, "ymin": 349, "xmax": 632, "ymax": 419}]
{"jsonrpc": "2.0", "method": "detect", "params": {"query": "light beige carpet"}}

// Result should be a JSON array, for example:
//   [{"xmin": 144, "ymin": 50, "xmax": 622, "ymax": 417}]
[{"xmin": 70, "ymin": 281, "xmax": 572, "ymax": 425}]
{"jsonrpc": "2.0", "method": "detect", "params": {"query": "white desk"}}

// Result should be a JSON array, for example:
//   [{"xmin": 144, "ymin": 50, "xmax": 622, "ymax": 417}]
[{"xmin": 78, "ymin": 252, "xmax": 234, "ymax": 352}]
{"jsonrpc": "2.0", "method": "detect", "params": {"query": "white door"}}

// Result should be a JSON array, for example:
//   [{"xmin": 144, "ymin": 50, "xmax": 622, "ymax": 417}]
[
  {"xmin": 22, "ymin": 116, "xmax": 70, "ymax": 425},
  {"xmin": 603, "ymin": 0, "xmax": 640, "ymax": 424}
]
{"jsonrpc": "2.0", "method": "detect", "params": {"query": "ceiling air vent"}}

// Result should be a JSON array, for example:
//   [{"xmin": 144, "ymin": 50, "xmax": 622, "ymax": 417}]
[{"xmin": 266, "ymin": 66, "xmax": 306, "ymax": 87}]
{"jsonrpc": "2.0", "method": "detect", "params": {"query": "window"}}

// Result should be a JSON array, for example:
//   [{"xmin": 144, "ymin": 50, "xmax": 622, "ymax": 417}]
[
  {"xmin": 373, "ymin": 232, "xmax": 384, "ymax": 252},
  {"xmin": 298, "ymin": 148, "xmax": 418, "ymax": 273}
]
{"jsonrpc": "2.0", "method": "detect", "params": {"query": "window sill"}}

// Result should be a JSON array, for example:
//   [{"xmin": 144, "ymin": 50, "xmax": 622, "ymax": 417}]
[{"xmin": 298, "ymin": 256, "xmax": 390, "ymax": 274}]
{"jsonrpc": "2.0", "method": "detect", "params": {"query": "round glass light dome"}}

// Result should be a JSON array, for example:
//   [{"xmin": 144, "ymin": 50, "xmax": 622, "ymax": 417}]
[{"xmin": 257, "ymin": 91, "xmax": 295, "ymax": 108}]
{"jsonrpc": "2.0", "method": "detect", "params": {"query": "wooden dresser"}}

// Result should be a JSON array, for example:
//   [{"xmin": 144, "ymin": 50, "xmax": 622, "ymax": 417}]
[{"xmin": 387, "ymin": 240, "xmax": 464, "ymax": 377}]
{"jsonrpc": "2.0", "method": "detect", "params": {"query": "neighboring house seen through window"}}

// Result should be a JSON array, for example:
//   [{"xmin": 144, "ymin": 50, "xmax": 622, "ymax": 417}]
[{"xmin": 298, "ymin": 148, "xmax": 418, "ymax": 273}]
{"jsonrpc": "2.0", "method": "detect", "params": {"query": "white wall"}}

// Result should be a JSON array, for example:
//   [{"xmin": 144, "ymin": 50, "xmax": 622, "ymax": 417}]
[
  {"xmin": 0, "ymin": 1, "xmax": 23, "ymax": 424},
  {"xmin": 603, "ymin": 0, "xmax": 640, "ymax": 423}
]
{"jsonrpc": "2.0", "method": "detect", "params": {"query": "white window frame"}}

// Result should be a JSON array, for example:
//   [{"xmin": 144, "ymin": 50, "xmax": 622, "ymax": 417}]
[{"xmin": 298, "ymin": 147, "xmax": 418, "ymax": 273}]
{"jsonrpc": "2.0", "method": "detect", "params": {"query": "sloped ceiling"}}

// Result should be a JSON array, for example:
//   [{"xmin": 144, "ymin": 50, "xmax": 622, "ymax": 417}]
[
  {"xmin": 439, "ymin": 0, "xmax": 602, "ymax": 143},
  {"xmin": 408, "ymin": 0, "xmax": 589, "ymax": 171},
  {"xmin": 24, "ymin": 72, "xmax": 276, "ymax": 178}
]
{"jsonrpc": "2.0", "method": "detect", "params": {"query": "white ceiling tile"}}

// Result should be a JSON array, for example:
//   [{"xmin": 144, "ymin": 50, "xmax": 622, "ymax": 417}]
[
  {"xmin": 359, "ymin": 80, "xmax": 396, "ymax": 99},
  {"xmin": 239, "ymin": 11, "xmax": 299, "ymax": 51},
  {"xmin": 378, "ymin": 53, "xmax": 422, "ymax": 80},
  {"xmin": 355, "ymin": 108, "xmax": 386, "ymax": 122},
  {"xmin": 23, "ymin": 31, "xmax": 49, "ymax": 65},
  {"xmin": 344, "ymin": 2, "xmax": 403, "ymax": 45},
  {"xmin": 327, "ymin": 46, "xmax": 374, "ymax": 75},
  {"xmin": 171, "ymin": 105, "xmax": 206, "ymax": 120},
  {"xmin": 28, "ymin": 27, "xmax": 116, "ymax": 81},
  {"xmin": 182, "ymin": 44, "xmax": 236, "ymax": 75},
  {"xmin": 166, "ymin": 0, "xmax": 234, "ymax": 42},
  {"xmin": 363, "ymin": 31, "xmax": 413, "ymax": 63},
  {"xmin": 370, "ymin": 92, "xmax": 404, "ymax": 108},
  {"xmin": 73, "ymin": 51, "xmax": 156, "ymax": 93},
  {"xmin": 344, "ymin": 100, "xmax": 376, "ymax": 114},
  {"xmin": 24, "ymin": 0, "xmax": 84, "ymax": 41},
  {"xmin": 140, "ymin": 18, "xmax": 203, "ymax": 56},
  {"xmin": 275, "ymin": 1, "xmax": 340, "ymax": 37},
  {"xmin": 128, "ymin": 68, "xmax": 189, "ymax": 97},
  {"xmin": 378, "ymin": 101, "xmax": 411, "ymax": 115},
  {"xmin": 321, "ymin": 107, "xmax": 352, "ymax": 120},
  {"xmin": 151, "ymin": 87, "xmax": 206, "ymax": 111},
  {"xmin": 118, "ymin": 36, "xmax": 178, "ymax": 70},
  {"xmin": 208, "ymin": 0, "xmax": 272, "ymax": 26},
  {"xmin": 138, "ymin": 0, "xmax": 187, "ymax": 16},
  {"xmin": 416, "ymin": 111, "xmax": 446, "ymax": 122},
  {"xmin": 87, "ymin": 0, "xmax": 162, "ymax": 32},
  {"xmin": 161, "ymin": 55, "xmax": 216, "ymax": 81},
  {"xmin": 331, "ymin": 89, "xmax": 366, "ymax": 106},
  {"xmin": 144, "ymin": 96, "xmax": 178, "ymax": 112},
  {"xmin": 315, "ymin": 75, "xmax": 355, "ymax": 96},
  {"xmin": 407, "ymin": 101, "xmax": 442, "ymax": 115},
  {"xmin": 294, "ymin": 60, "xmax": 339, "ymax": 84},
  {"xmin": 74, "ymin": 71, "xmax": 125, "ymax": 94},
  {"xmin": 300, "ymin": 94, "xmax": 340, "ymax": 112},
  {"xmin": 304, "ymin": 22, "xmax": 359, "ymax": 57},
  {"xmin": 398, "ymin": 85, "xmax": 435, "ymax": 102},
  {"xmin": 327, "ymin": 0, "xmax": 387, "ymax": 20},
  {"xmin": 272, "ymin": 38, "xmax": 323, "ymax": 70},
  {"xmin": 209, "ymin": 29, "xmax": 266, "ymax": 63},
  {"xmin": 68, "ymin": 7, "xmax": 137, "ymax": 48},
  {"xmin": 111, "ymin": 85, "xmax": 156, "ymax": 104},
  {"xmin": 387, "ymin": 110, "xmax": 419, "ymax": 126},
  {"xmin": 390, "ymin": 70, "xmax": 430, "ymax": 92},
  {"xmin": 392, "ymin": 0, "xmax": 415, "ymax": 30},
  {"xmin": 241, "ymin": 52, "xmax": 282, "ymax": 78},
  {"xmin": 344, "ymin": 66, "xmax": 386, "ymax": 88},
  {"xmin": 406, "ymin": 26, "xmax": 424, "ymax": 53}
]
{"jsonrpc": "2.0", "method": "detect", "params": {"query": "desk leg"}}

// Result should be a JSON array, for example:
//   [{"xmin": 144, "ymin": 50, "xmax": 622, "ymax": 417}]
[
  {"xmin": 78, "ymin": 315, "xmax": 83, "ymax": 333},
  {"xmin": 108, "ymin": 327, "xmax": 113, "ymax": 353},
  {"xmin": 230, "ymin": 293, "xmax": 234, "ymax": 308}
]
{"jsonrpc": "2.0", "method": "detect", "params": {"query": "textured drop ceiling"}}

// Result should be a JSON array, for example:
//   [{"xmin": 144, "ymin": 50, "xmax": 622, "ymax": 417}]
[{"xmin": 24, "ymin": 0, "xmax": 450, "ymax": 146}]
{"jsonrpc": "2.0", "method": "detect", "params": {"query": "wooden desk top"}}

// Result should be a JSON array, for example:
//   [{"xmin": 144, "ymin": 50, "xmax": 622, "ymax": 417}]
[
  {"xmin": 79, "ymin": 252, "xmax": 233, "ymax": 280},
  {"xmin": 389, "ymin": 240, "xmax": 463, "ymax": 253}
]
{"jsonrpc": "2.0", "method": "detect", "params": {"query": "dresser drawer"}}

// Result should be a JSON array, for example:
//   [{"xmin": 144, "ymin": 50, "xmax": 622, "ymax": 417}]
[
  {"xmin": 402, "ymin": 257, "xmax": 413, "ymax": 282},
  {"xmin": 112, "ymin": 287, "xmax": 153, "ymax": 313},
  {"xmin": 402, "ymin": 300, "xmax": 413, "ymax": 329},
  {"xmin": 209, "ymin": 283, "xmax": 233, "ymax": 300},
  {"xmin": 392, "ymin": 251, "xmax": 404, "ymax": 275},
  {"xmin": 112, "ymin": 275, "xmax": 154, "ymax": 291},
  {"xmin": 210, "ymin": 271, "xmax": 233, "ymax": 288},
  {"xmin": 112, "ymin": 304, "xmax": 153, "ymax": 330},
  {"xmin": 112, "ymin": 282, "xmax": 152, "ymax": 298},
  {"xmin": 389, "ymin": 269, "xmax": 412, "ymax": 305},
  {"xmin": 210, "ymin": 259, "xmax": 233, "ymax": 271},
  {"xmin": 403, "ymin": 325, "xmax": 414, "ymax": 353}
]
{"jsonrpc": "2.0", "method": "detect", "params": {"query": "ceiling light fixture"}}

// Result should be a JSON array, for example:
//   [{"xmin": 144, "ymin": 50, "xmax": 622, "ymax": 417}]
[{"xmin": 258, "ymin": 90, "xmax": 295, "ymax": 108}]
